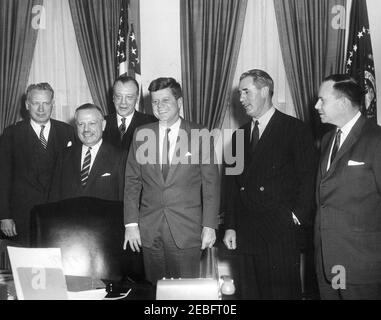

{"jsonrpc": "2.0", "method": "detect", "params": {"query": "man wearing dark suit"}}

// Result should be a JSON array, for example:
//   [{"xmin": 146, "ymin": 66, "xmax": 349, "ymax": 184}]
[
  {"xmin": 0, "ymin": 83, "xmax": 75, "ymax": 246},
  {"xmin": 123, "ymin": 77, "xmax": 220, "ymax": 285},
  {"xmin": 314, "ymin": 74, "xmax": 381, "ymax": 300},
  {"xmin": 103, "ymin": 75, "xmax": 156, "ymax": 152},
  {"xmin": 223, "ymin": 69, "xmax": 316, "ymax": 299},
  {"xmin": 49, "ymin": 104, "xmax": 125, "ymax": 202}
]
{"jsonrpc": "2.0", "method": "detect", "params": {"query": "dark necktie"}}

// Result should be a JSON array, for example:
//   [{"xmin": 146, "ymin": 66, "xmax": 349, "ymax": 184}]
[
  {"xmin": 119, "ymin": 117, "xmax": 127, "ymax": 139},
  {"xmin": 39, "ymin": 125, "xmax": 47, "ymax": 149},
  {"xmin": 330, "ymin": 129, "xmax": 342, "ymax": 165},
  {"xmin": 162, "ymin": 128, "xmax": 171, "ymax": 181},
  {"xmin": 250, "ymin": 120, "xmax": 259, "ymax": 153},
  {"xmin": 81, "ymin": 147, "xmax": 92, "ymax": 187}
]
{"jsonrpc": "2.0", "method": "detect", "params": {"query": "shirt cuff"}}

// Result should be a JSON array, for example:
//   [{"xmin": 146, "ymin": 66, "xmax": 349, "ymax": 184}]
[{"xmin": 125, "ymin": 223, "xmax": 138, "ymax": 228}]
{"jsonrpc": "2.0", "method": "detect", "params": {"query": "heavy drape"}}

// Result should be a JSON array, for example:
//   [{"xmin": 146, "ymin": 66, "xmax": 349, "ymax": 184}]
[
  {"xmin": 68, "ymin": 0, "xmax": 121, "ymax": 114},
  {"xmin": 0, "ymin": 0, "xmax": 42, "ymax": 133},
  {"xmin": 180, "ymin": 0, "xmax": 248, "ymax": 130},
  {"xmin": 28, "ymin": 0, "xmax": 93, "ymax": 124},
  {"xmin": 274, "ymin": 0, "xmax": 346, "ymax": 139}
]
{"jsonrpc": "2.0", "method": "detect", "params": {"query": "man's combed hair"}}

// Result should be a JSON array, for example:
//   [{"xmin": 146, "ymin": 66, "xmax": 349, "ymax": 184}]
[
  {"xmin": 113, "ymin": 75, "xmax": 139, "ymax": 93},
  {"xmin": 148, "ymin": 77, "xmax": 182, "ymax": 99},
  {"xmin": 75, "ymin": 103, "xmax": 104, "ymax": 119},
  {"xmin": 26, "ymin": 83, "xmax": 54, "ymax": 100},
  {"xmin": 324, "ymin": 74, "xmax": 365, "ymax": 108},
  {"xmin": 240, "ymin": 69, "xmax": 274, "ymax": 98}
]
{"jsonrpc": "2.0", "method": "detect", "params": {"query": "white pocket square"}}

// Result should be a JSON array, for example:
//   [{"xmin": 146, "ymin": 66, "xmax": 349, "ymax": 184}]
[
  {"xmin": 185, "ymin": 152, "xmax": 192, "ymax": 157},
  {"xmin": 67, "ymin": 141, "xmax": 72, "ymax": 147},
  {"xmin": 348, "ymin": 160, "xmax": 365, "ymax": 166},
  {"xmin": 101, "ymin": 173, "xmax": 111, "ymax": 177}
]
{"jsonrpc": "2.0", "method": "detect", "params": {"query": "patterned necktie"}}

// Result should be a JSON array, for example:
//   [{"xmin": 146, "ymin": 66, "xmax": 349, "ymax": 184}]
[
  {"xmin": 39, "ymin": 125, "xmax": 47, "ymax": 149},
  {"xmin": 119, "ymin": 117, "xmax": 127, "ymax": 139},
  {"xmin": 162, "ymin": 128, "xmax": 171, "ymax": 181},
  {"xmin": 330, "ymin": 129, "xmax": 342, "ymax": 165},
  {"xmin": 81, "ymin": 147, "xmax": 92, "ymax": 187},
  {"xmin": 250, "ymin": 120, "xmax": 259, "ymax": 153}
]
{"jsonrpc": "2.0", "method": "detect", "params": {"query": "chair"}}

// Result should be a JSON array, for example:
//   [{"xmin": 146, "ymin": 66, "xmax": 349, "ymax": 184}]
[{"xmin": 30, "ymin": 197, "xmax": 146, "ymax": 284}]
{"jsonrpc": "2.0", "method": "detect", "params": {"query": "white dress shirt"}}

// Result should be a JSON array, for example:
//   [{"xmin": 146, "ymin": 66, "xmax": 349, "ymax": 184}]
[
  {"xmin": 81, "ymin": 139, "xmax": 102, "ymax": 173},
  {"xmin": 117, "ymin": 111, "xmax": 135, "ymax": 130},
  {"xmin": 250, "ymin": 106, "xmax": 276, "ymax": 139},
  {"xmin": 327, "ymin": 111, "xmax": 361, "ymax": 171},
  {"xmin": 30, "ymin": 119, "xmax": 51, "ymax": 142},
  {"xmin": 159, "ymin": 117, "xmax": 182, "ymax": 166}
]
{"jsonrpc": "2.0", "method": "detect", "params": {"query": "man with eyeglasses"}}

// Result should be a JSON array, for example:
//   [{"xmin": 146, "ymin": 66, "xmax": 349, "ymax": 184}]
[
  {"xmin": 0, "ymin": 83, "xmax": 75, "ymax": 246},
  {"xmin": 103, "ymin": 75, "xmax": 156, "ymax": 153}
]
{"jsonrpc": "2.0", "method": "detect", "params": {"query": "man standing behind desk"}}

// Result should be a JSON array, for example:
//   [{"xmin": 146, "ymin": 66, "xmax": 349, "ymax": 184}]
[
  {"xmin": 0, "ymin": 83, "xmax": 75, "ymax": 246},
  {"xmin": 223, "ymin": 69, "xmax": 316, "ymax": 299},
  {"xmin": 314, "ymin": 74, "xmax": 381, "ymax": 300},
  {"xmin": 103, "ymin": 75, "xmax": 156, "ymax": 152},
  {"xmin": 49, "ymin": 104, "xmax": 125, "ymax": 202},
  {"xmin": 123, "ymin": 77, "xmax": 220, "ymax": 285}
]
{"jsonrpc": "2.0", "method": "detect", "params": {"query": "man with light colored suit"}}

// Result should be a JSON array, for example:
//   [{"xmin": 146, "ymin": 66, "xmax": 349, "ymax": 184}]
[
  {"xmin": 123, "ymin": 77, "xmax": 220, "ymax": 285},
  {"xmin": 315, "ymin": 74, "xmax": 381, "ymax": 299},
  {"xmin": 49, "ymin": 104, "xmax": 125, "ymax": 202}
]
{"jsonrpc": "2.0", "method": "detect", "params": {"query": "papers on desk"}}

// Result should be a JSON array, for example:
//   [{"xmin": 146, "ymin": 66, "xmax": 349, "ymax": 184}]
[
  {"xmin": 8, "ymin": 246, "xmax": 68, "ymax": 300},
  {"xmin": 67, "ymin": 289, "xmax": 107, "ymax": 300},
  {"xmin": 6, "ymin": 246, "xmax": 111, "ymax": 300}
]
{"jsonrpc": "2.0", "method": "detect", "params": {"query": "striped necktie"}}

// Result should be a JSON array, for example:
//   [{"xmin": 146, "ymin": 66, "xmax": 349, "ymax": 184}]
[
  {"xmin": 40, "ymin": 125, "xmax": 47, "ymax": 149},
  {"xmin": 119, "ymin": 117, "xmax": 127, "ymax": 139},
  {"xmin": 81, "ymin": 147, "xmax": 92, "ymax": 187}
]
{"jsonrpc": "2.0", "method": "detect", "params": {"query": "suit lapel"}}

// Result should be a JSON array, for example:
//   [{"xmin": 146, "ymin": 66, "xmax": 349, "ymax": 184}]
[
  {"xmin": 85, "ymin": 142, "xmax": 107, "ymax": 189},
  {"xmin": 320, "ymin": 132, "xmax": 335, "ymax": 178},
  {"xmin": 246, "ymin": 110, "xmax": 281, "ymax": 169},
  {"xmin": 152, "ymin": 123, "xmax": 165, "ymax": 184},
  {"xmin": 323, "ymin": 116, "xmax": 366, "ymax": 180},
  {"xmin": 166, "ymin": 119, "xmax": 188, "ymax": 183},
  {"xmin": 70, "ymin": 144, "xmax": 83, "ymax": 190}
]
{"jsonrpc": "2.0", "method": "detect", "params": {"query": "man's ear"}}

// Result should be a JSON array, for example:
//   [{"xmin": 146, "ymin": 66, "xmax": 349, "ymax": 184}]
[
  {"xmin": 261, "ymin": 86, "xmax": 270, "ymax": 98},
  {"xmin": 177, "ymin": 97, "xmax": 183, "ymax": 110},
  {"xmin": 339, "ymin": 96, "xmax": 350, "ymax": 111},
  {"xmin": 102, "ymin": 119, "xmax": 107, "ymax": 131}
]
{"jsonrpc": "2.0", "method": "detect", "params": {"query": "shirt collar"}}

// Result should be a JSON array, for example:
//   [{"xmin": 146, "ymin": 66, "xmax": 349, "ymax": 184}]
[
  {"xmin": 252, "ymin": 106, "xmax": 275, "ymax": 128},
  {"xmin": 339, "ymin": 111, "xmax": 362, "ymax": 137},
  {"xmin": 117, "ymin": 111, "xmax": 135, "ymax": 125},
  {"xmin": 30, "ymin": 119, "xmax": 51, "ymax": 132},
  {"xmin": 159, "ymin": 117, "xmax": 181, "ymax": 132},
  {"xmin": 82, "ymin": 139, "xmax": 103, "ymax": 153}
]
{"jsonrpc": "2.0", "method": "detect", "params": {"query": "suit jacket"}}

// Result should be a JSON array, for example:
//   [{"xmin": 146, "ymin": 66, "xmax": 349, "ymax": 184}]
[
  {"xmin": 224, "ymin": 109, "xmax": 317, "ymax": 254},
  {"xmin": 124, "ymin": 119, "xmax": 220, "ymax": 249},
  {"xmin": 0, "ymin": 119, "xmax": 75, "ymax": 244},
  {"xmin": 315, "ymin": 116, "xmax": 381, "ymax": 284},
  {"xmin": 49, "ymin": 141, "xmax": 126, "ymax": 202},
  {"xmin": 103, "ymin": 111, "xmax": 157, "ymax": 152}
]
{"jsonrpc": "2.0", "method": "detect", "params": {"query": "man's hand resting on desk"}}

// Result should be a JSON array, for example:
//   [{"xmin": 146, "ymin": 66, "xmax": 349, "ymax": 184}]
[
  {"xmin": 123, "ymin": 225, "xmax": 141, "ymax": 252},
  {"xmin": 1, "ymin": 219, "xmax": 17, "ymax": 237},
  {"xmin": 201, "ymin": 227, "xmax": 216, "ymax": 249},
  {"xmin": 223, "ymin": 229, "xmax": 236, "ymax": 250}
]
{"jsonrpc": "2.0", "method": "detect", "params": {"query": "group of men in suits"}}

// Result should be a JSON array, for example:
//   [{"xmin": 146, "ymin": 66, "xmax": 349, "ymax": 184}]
[
  {"xmin": 223, "ymin": 70, "xmax": 381, "ymax": 300},
  {"xmin": 1, "ymin": 69, "xmax": 380, "ymax": 300},
  {"xmin": 0, "ymin": 75, "xmax": 155, "ymax": 246}
]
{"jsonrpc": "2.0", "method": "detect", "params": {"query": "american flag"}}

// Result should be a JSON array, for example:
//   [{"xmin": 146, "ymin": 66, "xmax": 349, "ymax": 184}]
[
  {"xmin": 116, "ymin": 0, "xmax": 129, "ymax": 76},
  {"xmin": 346, "ymin": 0, "xmax": 377, "ymax": 121},
  {"xmin": 128, "ymin": 23, "xmax": 143, "ymax": 111}
]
